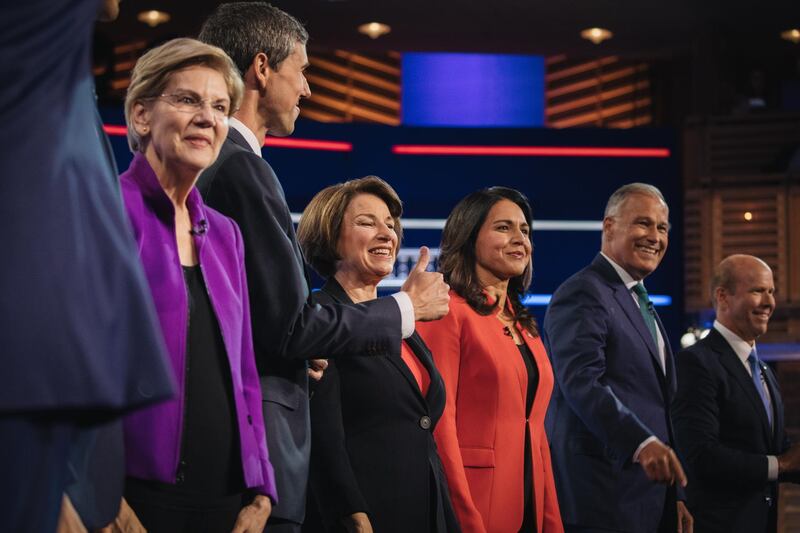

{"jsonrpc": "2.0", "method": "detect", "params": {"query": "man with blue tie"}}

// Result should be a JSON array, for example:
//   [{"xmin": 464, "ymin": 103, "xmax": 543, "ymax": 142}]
[
  {"xmin": 673, "ymin": 254, "xmax": 800, "ymax": 532},
  {"xmin": 545, "ymin": 183, "xmax": 693, "ymax": 532}
]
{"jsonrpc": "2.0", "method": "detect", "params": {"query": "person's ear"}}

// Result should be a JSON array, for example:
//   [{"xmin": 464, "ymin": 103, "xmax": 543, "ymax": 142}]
[
  {"xmin": 131, "ymin": 101, "xmax": 152, "ymax": 138},
  {"xmin": 251, "ymin": 52, "xmax": 271, "ymax": 91}
]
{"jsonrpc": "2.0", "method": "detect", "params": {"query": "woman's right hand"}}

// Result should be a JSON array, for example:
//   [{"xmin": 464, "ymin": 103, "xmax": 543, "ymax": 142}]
[{"xmin": 342, "ymin": 512, "xmax": 373, "ymax": 533}]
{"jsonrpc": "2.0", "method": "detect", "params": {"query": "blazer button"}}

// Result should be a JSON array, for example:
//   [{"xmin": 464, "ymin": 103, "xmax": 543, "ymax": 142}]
[
  {"xmin": 765, "ymin": 496, "xmax": 773, "ymax": 506},
  {"xmin": 419, "ymin": 416, "xmax": 432, "ymax": 430}
]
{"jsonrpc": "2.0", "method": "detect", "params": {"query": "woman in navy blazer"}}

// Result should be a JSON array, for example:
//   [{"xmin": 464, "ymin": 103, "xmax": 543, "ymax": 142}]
[{"xmin": 297, "ymin": 177, "xmax": 460, "ymax": 533}]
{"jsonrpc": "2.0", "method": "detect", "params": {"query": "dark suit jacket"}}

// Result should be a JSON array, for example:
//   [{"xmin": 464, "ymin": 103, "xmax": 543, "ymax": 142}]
[
  {"xmin": 544, "ymin": 254, "xmax": 678, "ymax": 533},
  {"xmin": 306, "ymin": 279, "xmax": 460, "ymax": 533},
  {"xmin": 197, "ymin": 129, "xmax": 402, "ymax": 521},
  {"xmin": 673, "ymin": 328, "xmax": 789, "ymax": 533}
]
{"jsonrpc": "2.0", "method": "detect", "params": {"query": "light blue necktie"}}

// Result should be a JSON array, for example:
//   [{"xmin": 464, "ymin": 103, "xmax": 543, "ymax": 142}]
[{"xmin": 747, "ymin": 350, "xmax": 772, "ymax": 427}]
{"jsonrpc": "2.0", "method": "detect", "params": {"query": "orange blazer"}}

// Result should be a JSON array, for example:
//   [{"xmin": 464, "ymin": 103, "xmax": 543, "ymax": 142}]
[{"xmin": 416, "ymin": 292, "xmax": 563, "ymax": 533}]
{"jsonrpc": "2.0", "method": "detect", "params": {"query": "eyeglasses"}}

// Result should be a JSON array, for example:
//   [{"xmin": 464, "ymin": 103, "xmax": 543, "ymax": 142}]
[{"xmin": 149, "ymin": 93, "xmax": 231, "ymax": 122}]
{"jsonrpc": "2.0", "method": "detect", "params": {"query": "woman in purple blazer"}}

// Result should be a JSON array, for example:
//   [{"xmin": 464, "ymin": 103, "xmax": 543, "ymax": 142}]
[{"xmin": 118, "ymin": 38, "xmax": 275, "ymax": 532}]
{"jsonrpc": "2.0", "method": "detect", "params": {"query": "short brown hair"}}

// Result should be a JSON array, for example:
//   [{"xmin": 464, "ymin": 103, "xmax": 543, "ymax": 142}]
[
  {"xmin": 125, "ymin": 38, "xmax": 244, "ymax": 152},
  {"xmin": 297, "ymin": 177, "xmax": 403, "ymax": 278}
]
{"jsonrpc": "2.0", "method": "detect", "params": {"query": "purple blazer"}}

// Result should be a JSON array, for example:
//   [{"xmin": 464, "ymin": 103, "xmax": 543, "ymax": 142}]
[{"xmin": 119, "ymin": 153, "xmax": 277, "ymax": 501}]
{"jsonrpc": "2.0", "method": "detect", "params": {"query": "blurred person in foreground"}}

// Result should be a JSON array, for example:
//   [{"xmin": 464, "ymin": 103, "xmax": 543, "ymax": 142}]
[
  {"xmin": 297, "ymin": 177, "xmax": 461, "ymax": 533},
  {"xmin": 673, "ymin": 255, "xmax": 800, "ymax": 532},
  {"xmin": 544, "ymin": 183, "xmax": 692, "ymax": 533},
  {"xmin": 0, "ymin": 1, "xmax": 173, "ymax": 531},
  {"xmin": 118, "ymin": 38, "xmax": 275, "ymax": 532},
  {"xmin": 415, "ymin": 187, "xmax": 563, "ymax": 533}
]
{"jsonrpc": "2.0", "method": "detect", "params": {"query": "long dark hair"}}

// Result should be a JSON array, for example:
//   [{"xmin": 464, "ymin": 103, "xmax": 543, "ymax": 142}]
[{"xmin": 438, "ymin": 187, "xmax": 538, "ymax": 336}]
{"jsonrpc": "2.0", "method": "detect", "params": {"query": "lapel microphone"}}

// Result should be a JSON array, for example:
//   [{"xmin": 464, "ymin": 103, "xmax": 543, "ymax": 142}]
[
  {"xmin": 190, "ymin": 219, "xmax": 208, "ymax": 236},
  {"xmin": 503, "ymin": 326, "xmax": 512, "ymax": 337}
]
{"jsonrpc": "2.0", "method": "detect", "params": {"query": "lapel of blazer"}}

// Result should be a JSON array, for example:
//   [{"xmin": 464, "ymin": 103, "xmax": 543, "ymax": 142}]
[
  {"xmin": 404, "ymin": 332, "xmax": 445, "ymax": 419},
  {"xmin": 227, "ymin": 128, "xmax": 314, "ymax": 292},
  {"xmin": 321, "ymin": 279, "xmax": 429, "ymax": 410},
  {"xmin": 708, "ymin": 329, "xmax": 773, "ymax": 444},
  {"xmin": 592, "ymin": 255, "xmax": 665, "ymax": 383}
]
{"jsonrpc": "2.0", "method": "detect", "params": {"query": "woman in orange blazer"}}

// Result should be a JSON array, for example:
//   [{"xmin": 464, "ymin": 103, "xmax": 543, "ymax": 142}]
[{"xmin": 416, "ymin": 187, "xmax": 563, "ymax": 533}]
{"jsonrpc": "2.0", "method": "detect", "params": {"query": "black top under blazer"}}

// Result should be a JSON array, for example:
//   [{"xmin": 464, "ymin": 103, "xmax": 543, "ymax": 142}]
[
  {"xmin": 197, "ymin": 129, "xmax": 403, "ymax": 522},
  {"xmin": 307, "ymin": 279, "xmax": 461, "ymax": 533},
  {"xmin": 673, "ymin": 328, "xmax": 790, "ymax": 533}
]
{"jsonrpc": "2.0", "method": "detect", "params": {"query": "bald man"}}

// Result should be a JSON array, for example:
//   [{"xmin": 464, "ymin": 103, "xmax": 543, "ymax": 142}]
[{"xmin": 673, "ymin": 254, "xmax": 800, "ymax": 532}]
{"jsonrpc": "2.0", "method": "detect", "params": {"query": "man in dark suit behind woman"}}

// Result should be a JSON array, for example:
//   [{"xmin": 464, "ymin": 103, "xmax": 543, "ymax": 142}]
[
  {"xmin": 545, "ymin": 183, "xmax": 692, "ymax": 533},
  {"xmin": 197, "ymin": 4, "xmax": 450, "ymax": 531},
  {"xmin": 673, "ymin": 255, "xmax": 800, "ymax": 532}
]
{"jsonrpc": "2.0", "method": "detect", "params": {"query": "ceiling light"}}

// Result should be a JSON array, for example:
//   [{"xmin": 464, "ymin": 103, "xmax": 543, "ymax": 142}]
[
  {"xmin": 137, "ymin": 10, "xmax": 171, "ymax": 28},
  {"xmin": 358, "ymin": 22, "xmax": 391, "ymax": 39},
  {"xmin": 781, "ymin": 29, "xmax": 800, "ymax": 44},
  {"xmin": 744, "ymin": 211, "xmax": 753, "ymax": 221},
  {"xmin": 580, "ymin": 27, "xmax": 613, "ymax": 45}
]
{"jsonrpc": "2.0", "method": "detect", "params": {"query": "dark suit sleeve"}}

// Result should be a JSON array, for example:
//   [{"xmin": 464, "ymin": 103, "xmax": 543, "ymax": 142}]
[
  {"xmin": 672, "ymin": 348, "xmax": 769, "ymax": 488},
  {"xmin": 544, "ymin": 277, "xmax": 653, "ymax": 461},
  {"xmin": 308, "ymin": 359, "xmax": 370, "ymax": 528},
  {"xmin": 201, "ymin": 150, "xmax": 402, "ymax": 362}
]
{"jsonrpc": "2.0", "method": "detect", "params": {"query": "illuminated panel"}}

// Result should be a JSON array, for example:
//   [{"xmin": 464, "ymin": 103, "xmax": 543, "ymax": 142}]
[
  {"xmin": 402, "ymin": 52, "xmax": 545, "ymax": 127},
  {"xmin": 392, "ymin": 145, "xmax": 670, "ymax": 158},
  {"xmin": 102, "ymin": 124, "xmax": 352, "ymax": 152},
  {"xmin": 522, "ymin": 293, "xmax": 672, "ymax": 307}
]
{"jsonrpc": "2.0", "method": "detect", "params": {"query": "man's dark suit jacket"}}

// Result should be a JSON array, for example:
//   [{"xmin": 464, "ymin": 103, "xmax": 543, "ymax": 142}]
[
  {"xmin": 544, "ymin": 254, "xmax": 679, "ymax": 533},
  {"xmin": 673, "ymin": 328, "xmax": 789, "ymax": 533},
  {"xmin": 306, "ymin": 279, "xmax": 460, "ymax": 533},
  {"xmin": 197, "ymin": 129, "xmax": 402, "ymax": 523}
]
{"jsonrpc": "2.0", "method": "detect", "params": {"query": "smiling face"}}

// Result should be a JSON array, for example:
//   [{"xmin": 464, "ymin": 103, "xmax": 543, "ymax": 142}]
[
  {"xmin": 262, "ymin": 41, "xmax": 311, "ymax": 137},
  {"xmin": 134, "ymin": 65, "xmax": 230, "ymax": 183},
  {"xmin": 336, "ymin": 193, "xmax": 398, "ymax": 285},
  {"xmin": 474, "ymin": 199, "xmax": 532, "ymax": 286},
  {"xmin": 716, "ymin": 258, "xmax": 776, "ymax": 343},
  {"xmin": 601, "ymin": 193, "xmax": 669, "ymax": 280}
]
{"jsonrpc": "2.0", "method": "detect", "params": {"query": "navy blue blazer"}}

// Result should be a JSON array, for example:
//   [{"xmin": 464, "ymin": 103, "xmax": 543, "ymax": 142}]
[
  {"xmin": 197, "ymin": 129, "xmax": 403, "ymax": 522},
  {"xmin": 0, "ymin": 0, "xmax": 173, "ymax": 414},
  {"xmin": 673, "ymin": 328, "xmax": 789, "ymax": 533},
  {"xmin": 544, "ymin": 254, "xmax": 678, "ymax": 532}
]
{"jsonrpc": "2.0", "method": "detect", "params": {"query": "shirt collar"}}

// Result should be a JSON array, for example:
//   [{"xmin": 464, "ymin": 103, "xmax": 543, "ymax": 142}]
[
  {"xmin": 229, "ymin": 117, "xmax": 262, "ymax": 155},
  {"xmin": 600, "ymin": 252, "xmax": 640, "ymax": 291},
  {"xmin": 713, "ymin": 319, "xmax": 756, "ymax": 364}
]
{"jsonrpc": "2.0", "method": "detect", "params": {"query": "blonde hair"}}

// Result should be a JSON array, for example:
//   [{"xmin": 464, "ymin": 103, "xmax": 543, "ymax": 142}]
[{"xmin": 124, "ymin": 37, "xmax": 244, "ymax": 152}]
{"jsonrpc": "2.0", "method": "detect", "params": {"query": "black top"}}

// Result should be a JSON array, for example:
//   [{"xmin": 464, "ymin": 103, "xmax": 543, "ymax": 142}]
[
  {"xmin": 517, "ymin": 342, "xmax": 539, "ymax": 533},
  {"xmin": 127, "ymin": 266, "xmax": 243, "ymax": 505}
]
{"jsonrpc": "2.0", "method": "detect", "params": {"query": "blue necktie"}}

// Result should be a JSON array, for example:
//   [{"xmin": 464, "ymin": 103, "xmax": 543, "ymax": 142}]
[{"xmin": 747, "ymin": 350, "xmax": 772, "ymax": 427}]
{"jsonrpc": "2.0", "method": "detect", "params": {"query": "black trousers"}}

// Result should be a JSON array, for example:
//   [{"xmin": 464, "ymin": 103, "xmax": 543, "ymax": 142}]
[{"xmin": 125, "ymin": 478, "xmax": 244, "ymax": 533}]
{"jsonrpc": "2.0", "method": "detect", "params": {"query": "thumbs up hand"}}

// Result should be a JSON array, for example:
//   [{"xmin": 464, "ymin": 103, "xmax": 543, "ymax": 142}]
[{"xmin": 401, "ymin": 246, "xmax": 450, "ymax": 321}]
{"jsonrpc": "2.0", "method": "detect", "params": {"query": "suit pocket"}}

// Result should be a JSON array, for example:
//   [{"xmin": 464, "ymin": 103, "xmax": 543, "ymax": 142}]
[
  {"xmin": 260, "ymin": 376, "xmax": 301, "ymax": 411},
  {"xmin": 460, "ymin": 446, "xmax": 495, "ymax": 468}
]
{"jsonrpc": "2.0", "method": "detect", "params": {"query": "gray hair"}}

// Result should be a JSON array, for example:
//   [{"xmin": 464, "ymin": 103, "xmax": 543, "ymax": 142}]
[
  {"xmin": 604, "ymin": 182, "xmax": 668, "ymax": 218},
  {"xmin": 198, "ymin": 2, "xmax": 308, "ymax": 75},
  {"xmin": 124, "ymin": 38, "xmax": 244, "ymax": 152}
]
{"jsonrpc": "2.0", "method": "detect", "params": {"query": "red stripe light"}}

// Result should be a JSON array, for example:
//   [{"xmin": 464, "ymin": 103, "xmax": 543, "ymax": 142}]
[
  {"xmin": 392, "ymin": 145, "xmax": 670, "ymax": 158},
  {"xmin": 103, "ymin": 125, "xmax": 128, "ymax": 136},
  {"xmin": 262, "ymin": 137, "xmax": 352, "ymax": 152},
  {"xmin": 102, "ymin": 124, "xmax": 351, "ymax": 152}
]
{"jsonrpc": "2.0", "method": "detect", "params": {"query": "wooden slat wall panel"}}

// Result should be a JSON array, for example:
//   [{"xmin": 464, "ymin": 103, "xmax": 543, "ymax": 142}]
[
  {"xmin": 302, "ymin": 49, "xmax": 400, "ymax": 125},
  {"xmin": 545, "ymin": 56, "xmax": 652, "ymax": 129}
]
